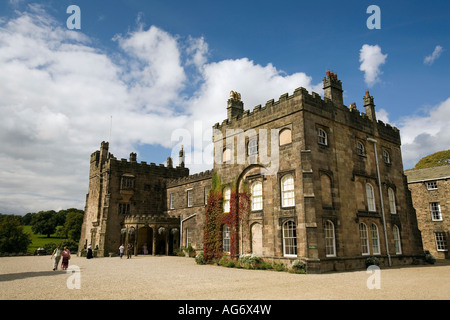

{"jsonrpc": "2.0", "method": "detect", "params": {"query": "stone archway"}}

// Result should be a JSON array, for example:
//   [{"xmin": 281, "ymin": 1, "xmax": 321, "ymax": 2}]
[{"xmin": 137, "ymin": 226, "xmax": 153, "ymax": 255}]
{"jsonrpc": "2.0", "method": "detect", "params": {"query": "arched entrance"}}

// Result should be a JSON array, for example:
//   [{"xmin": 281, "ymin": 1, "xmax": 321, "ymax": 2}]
[{"xmin": 137, "ymin": 226, "xmax": 153, "ymax": 255}]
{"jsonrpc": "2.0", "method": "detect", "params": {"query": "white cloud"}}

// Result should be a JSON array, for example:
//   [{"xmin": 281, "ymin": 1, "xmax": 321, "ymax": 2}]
[
  {"xmin": 398, "ymin": 98, "xmax": 450, "ymax": 169},
  {"xmin": 424, "ymin": 45, "xmax": 444, "ymax": 66},
  {"xmin": 376, "ymin": 108, "xmax": 389, "ymax": 123},
  {"xmin": 0, "ymin": 7, "xmax": 323, "ymax": 214},
  {"xmin": 359, "ymin": 44, "xmax": 388, "ymax": 87}
]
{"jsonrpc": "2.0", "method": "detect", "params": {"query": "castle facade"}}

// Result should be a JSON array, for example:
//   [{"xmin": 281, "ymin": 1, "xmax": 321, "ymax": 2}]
[{"xmin": 79, "ymin": 70, "xmax": 424, "ymax": 272}]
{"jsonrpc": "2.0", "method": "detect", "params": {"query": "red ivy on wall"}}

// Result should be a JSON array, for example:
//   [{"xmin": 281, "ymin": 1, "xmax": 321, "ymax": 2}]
[{"xmin": 203, "ymin": 174, "xmax": 250, "ymax": 262}]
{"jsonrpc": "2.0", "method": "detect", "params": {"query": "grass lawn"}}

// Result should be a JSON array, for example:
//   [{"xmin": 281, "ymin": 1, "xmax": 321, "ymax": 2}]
[{"xmin": 23, "ymin": 225, "xmax": 67, "ymax": 254}]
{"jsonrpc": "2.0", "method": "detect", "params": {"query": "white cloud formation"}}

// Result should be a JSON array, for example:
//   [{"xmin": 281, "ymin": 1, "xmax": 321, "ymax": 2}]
[
  {"xmin": 397, "ymin": 98, "xmax": 450, "ymax": 169},
  {"xmin": 424, "ymin": 45, "xmax": 444, "ymax": 66},
  {"xmin": 0, "ymin": 6, "xmax": 323, "ymax": 214},
  {"xmin": 359, "ymin": 44, "xmax": 388, "ymax": 87}
]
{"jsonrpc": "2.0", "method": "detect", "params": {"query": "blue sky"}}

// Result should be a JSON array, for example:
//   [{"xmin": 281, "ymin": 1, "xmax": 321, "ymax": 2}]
[{"xmin": 0, "ymin": 0, "xmax": 449, "ymax": 214}]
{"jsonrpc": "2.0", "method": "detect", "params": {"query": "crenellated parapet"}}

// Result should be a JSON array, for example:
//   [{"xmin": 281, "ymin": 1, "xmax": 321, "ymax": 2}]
[{"xmin": 166, "ymin": 169, "xmax": 214, "ymax": 188}]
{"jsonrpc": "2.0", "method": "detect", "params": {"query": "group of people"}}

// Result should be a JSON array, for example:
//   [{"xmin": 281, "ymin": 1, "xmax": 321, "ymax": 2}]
[
  {"xmin": 50, "ymin": 245, "xmax": 71, "ymax": 271},
  {"xmin": 51, "ymin": 242, "xmax": 134, "ymax": 270},
  {"xmin": 119, "ymin": 243, "xmax": 134, "ymax": 259}
]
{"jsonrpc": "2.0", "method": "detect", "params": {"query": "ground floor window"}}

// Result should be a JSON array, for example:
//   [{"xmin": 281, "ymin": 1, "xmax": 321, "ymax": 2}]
[
  {"xmin": 223, "ymin": 225, "xmax": 231, "ymax": 253},
  {"xmin": 282, "ymin": 221, "xmax": 297, "ymax": 257},
  {"xmin": 435, "ymin": 232, "xmax": 448, "ymax": 251}
]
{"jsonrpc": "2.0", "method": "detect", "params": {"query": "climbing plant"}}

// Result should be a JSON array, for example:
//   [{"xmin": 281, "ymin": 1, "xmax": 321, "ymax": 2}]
[{"xmin": 203, "ymin": 173, "xmax": 250, "ymax": 263}]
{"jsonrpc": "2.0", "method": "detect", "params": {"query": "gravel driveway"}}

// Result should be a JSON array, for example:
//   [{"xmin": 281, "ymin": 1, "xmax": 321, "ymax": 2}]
[{"xmin": 1, "ymin": 255, "xmax": 449, "ymax": 300}]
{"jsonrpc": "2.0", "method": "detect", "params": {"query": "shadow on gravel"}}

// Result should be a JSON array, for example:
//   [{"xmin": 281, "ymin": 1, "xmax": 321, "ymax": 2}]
[{"xmin": 0, "ymin": 271, "xmax": 65, "ymax": 282}]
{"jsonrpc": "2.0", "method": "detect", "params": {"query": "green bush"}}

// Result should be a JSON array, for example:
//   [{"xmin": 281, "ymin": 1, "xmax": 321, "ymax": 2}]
[
  {"xmin": 195, "ymin": 252, "xmax": 206, "ymax": 265},
  {"xmin": 238, "ymin": 254, "xmax": 262, "ymax": 269},
  {"xmin": 365, "ymin": 256, "xmax": 380, "ymax": 268},
  {"xmin": 290, "ymin": 259, "xmax": 307, "ymax": 274}
]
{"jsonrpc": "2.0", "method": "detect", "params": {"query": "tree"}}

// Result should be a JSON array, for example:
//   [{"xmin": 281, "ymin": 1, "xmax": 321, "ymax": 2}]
[
  {"xmin": 21, "ymin": 212, "xmax": 35, "ymax": 226},
  {"xmin": 0, "ymin": 215, "xmax": 32, "ymax": 253},
  {"xmin": 31, "ymin": 210, "xmax": 57, "ymax": 238},
  {"xmin": 62, "ymin": 210, "xmax": 84, "ymax": 242},
  {"xmin": 414, "ymin": 150, "xmax": 450, "ymax": 169}
]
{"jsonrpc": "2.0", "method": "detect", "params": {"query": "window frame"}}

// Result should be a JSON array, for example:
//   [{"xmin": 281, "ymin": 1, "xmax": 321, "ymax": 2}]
[
  {"xmin": 382, "ymin": 150, "xmax": 391, "ymax": 164},
  {"xmin": 370, "ymin": 223, "xmax": 381, "ymax": 255},
  {"xmin": 281, "ymin": 174, "xmax": 295, "ymax": 208},
  {"xmin": 324, "ymin": 220, "xmax": 336, "ymax": 257},
  {"xmin": 366, "ymin": 183, "xmax": 376, "ymax": 212},
  {"xmin": 223, "ymin": 224, "xmax": 231, "ymax": 253},
  {"xmin": 317, "ymin": 128, "xmax": 328, "ymax": 146},
  {"xmin": 426, "ymin": 181, "xmax": 438, "ymax": 190},
  {"xmin": 282, "ymin": 221, "xmax": 297, "ymax": 257},
  {"xmin": 430, "ymin": 202, "xmax": 442, "ymax": 221},
  {"xmin": 248, "ymin": 137, "xmax": 258, "ymax": 156},
  {"xmin": 359, "ymin": 223, "xmax": 370, "ymax": 256},
  {"xmin": 279, "ymin": 128, "xmax": 292, "ymax": 146},
  {"xmin": 393, "ymin": 225, "xmax": 402, "ymax": 255},
  {"xmin": 169, "ymin": 193, "xmax": 175, "ymax": 210},
  {"xmin": 356, "ymin": 141, "xmax": 365, "ymax": 156},
  {"xmin": 223, "ymin": 187, "xmax": 231, "ymax": 213},
  {"xmin": 388, "ymin": 187, "xmax": 397, "ymax": 214},
  {"xmin": 187, "ymin": 188, "xmax": 193, "ymax": 208},
  {"xmin": 435, "ymin": 232, "xmax": 448, "ymax": 252},
  {"xmin": 251, "ymin": 181, "xmax": 263, "ymax": 211}
]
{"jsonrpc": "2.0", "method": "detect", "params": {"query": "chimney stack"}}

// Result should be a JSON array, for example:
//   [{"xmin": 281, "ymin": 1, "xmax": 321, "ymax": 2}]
[{"xmin": 323, "ymin": 70, "xmax": 343, "ymax": 106}]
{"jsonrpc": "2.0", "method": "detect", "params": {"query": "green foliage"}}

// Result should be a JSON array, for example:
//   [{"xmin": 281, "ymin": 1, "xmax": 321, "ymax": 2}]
[
  {"xmin": 414, "ymin": 150, "xmax": 450, "ymax": 169},
  {"xmin": 424, "ymin": 251, "xmax": 436, "ymax": 264},
  {"xmin": 365, "ymin": 256, "xmax": 380, "ymax": 268},
  {"xmin": 290, "ymin": 259, "xmax": 307, "ymax": 274},
  {"xmin": 0, "ymin": 215, "xmax": 32, "ymax": 253},
  {"xmin": 61, "ymin": 210, "xmax": 84, "ymax": 242},
  {"xmin": 195, "ymin": 251, "xmax": 206, "ymax": 265},
  {"xmin": 30, "ymin": 210, "xmax": 58, "ymax": 238}
]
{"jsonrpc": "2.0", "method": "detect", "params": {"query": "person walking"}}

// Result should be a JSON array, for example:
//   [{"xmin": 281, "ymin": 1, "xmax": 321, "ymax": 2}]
[
  {"xmin": 61, "ymin": 247, "xmax": 71, "ymax": 270},
  {"xmin": 127, "ymin": 243, "xmax": 133, "ymax": 259},
  {"xmin": 119, "ymin": 244, "xmax": 125, "ymax": 259},
  {"xmin": 51, "ymin": 245, "xmax": 62, "ymax": 271}
]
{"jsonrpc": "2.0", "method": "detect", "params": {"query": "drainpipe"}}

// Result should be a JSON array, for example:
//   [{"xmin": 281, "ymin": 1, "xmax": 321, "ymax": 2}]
[
  {"xmin": 366, "ymin": 137, "xmax": 392, "ymax": 267},
  {"xmin": 180, "ymin": 214, "xmax": 197, "ymax": 249}
]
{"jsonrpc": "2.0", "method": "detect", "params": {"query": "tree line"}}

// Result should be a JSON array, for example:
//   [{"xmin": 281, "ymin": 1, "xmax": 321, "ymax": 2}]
[{"xmin": 0, "ymin": 208, "xmax": 84, "ymax": 254}]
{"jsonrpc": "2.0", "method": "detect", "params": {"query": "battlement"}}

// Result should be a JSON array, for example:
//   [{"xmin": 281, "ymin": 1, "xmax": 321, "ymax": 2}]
[
  {"xmin": 213, "ymin": 72, "xmax": 400, "ymax": 143},
  {"xmin": 167, "ymin": 169, "xmax": 214, "ymax": 188}
]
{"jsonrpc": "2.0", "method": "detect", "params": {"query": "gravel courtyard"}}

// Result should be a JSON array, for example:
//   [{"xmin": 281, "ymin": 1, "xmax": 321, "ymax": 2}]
[{"xmin": 1, "ymin": 255, "xmax": 449, "ymax": 300}]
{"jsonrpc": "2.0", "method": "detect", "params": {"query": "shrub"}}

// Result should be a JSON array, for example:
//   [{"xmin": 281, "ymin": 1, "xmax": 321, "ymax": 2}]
[
  {"xmin": 290, "ymin": 259, "xmax": 307, "ymax": 274},
  {"xmin": 238, "ymin": 254, "xmax": 262, "ymax": 269},
  {"xmin": 365, "ymin": 256, "xmax": 380, "ymax": 268},
  {"xmin": 195, "ymin": 251, "xmax": 206, "ymax": 265},
  {"xmin": 272, "ymin": 262, "xmax": 286, "ymax": 272}
]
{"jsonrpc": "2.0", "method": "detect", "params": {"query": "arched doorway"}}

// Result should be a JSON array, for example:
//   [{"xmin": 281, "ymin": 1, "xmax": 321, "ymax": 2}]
[{"xmin": 137, "ymin": 226, "xmax": 153, "ymax": 255}]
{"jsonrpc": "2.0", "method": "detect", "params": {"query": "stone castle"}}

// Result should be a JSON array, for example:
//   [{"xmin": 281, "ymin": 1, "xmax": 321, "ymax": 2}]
[{"xmin": 79, "ymin": 70, "xmax": 425, "ymax": 272}]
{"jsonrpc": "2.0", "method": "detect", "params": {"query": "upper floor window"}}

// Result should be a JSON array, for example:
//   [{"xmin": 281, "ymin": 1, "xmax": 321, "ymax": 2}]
[
  {"xmin": 357, "ymin": 141, "xmax": 365, "ymax": 156},
  {"xmin": 426, "ymin": 181, "xmax": 438, "ymax": 190},
  {"xmin": 187, "ymin": 189, "xmax": 193, "ymax": 208},
  {"xmin": 393, "ymin": 225, "xmax": 402, "ymax": 254},
  {"xmin": 223, "ymin": 187, "xmax": 231, "ymax": 213},
  {"xmin": 281, "ymin": 174, "xmax": 295, "ymax": 207},
  {"xmin": 248, "ymin": 137, "xmax": 258, "ymax": 156},
  {"xmin": 430, "ymin": 202, "xmax": 442, "ymax": 221},
  {"xmin": 169, "ymin": 193, "xmax": 175, "ymax": 209},
  {"xmin": 121, "ymin": 175, "xmax": 135, "ymax": 189},
  {"xmin": 279, "ymin": 128, "xmax": 292, "ymax": 146},
  {"xmin": 118, "ymin": 203, "xmax": 130, "ymax": 215},
  {"xmin": 388, "ymin": 187, "xmax": 397, "ymax": 214},
  {"xmin": 383, "ymin": 150, "xmax": 391, "ymax": 164},
  {"xmin": 223, "ymin": 148, "xmax": 232, "ymax": 163},
  {"xmin": 318, "ymin": 128, "xmax": 328, "ymax": 146},
  {"xmin": 251, "ymin": 181, "xmax": 263, "ymax": 211},
  {"xmin": 366, "ymin": 183, "xmax": 376, "ymax": 212}
]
